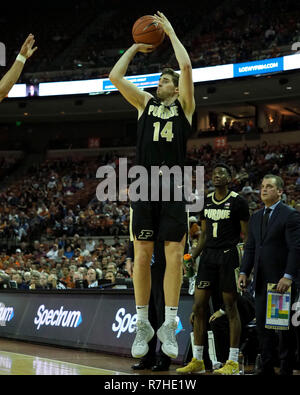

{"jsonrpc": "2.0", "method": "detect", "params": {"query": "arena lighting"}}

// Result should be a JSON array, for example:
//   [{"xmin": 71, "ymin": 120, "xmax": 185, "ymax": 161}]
[
  {"xmin": 7, "ymin": 84, "xmax": 26, "ymax": 98},
  {"xmin": 6, "ymin": 53, "xmax": 300, "ymax": 98}
]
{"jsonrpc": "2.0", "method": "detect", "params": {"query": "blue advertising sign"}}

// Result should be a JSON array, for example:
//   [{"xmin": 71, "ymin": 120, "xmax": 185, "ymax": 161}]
[
  {"xmin": 233, "ymin": 57, "xmax": 284, "ymax": 77},
  {"xmin": 103, "ymin": 73, "xmax": 161, "ymax": 91}
]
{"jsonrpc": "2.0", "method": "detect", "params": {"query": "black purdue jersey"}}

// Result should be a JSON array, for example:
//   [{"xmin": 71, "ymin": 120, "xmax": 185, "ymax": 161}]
[
  {"xmin": 200, "ymin": 191, "xmax": 250, "ymax": 249},
  {"xmin": 136, "ymin": 97, "xmax": 192, "ymax": 169}
]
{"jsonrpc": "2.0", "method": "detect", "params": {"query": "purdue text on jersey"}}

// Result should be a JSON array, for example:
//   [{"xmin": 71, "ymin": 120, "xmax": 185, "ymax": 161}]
[{"xmin": 200, "ymin": 191, "xmax": 250, "ymax": 249}]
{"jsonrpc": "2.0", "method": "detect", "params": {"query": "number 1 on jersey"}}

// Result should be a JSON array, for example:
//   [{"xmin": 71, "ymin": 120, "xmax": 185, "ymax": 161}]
[
  {"xmin": 212, "ymin": 222, "xmax": 218, "ymax": 238},
  {"xmin": 153, "ymin": 121, "xmax": 174, "ymax": 142}
]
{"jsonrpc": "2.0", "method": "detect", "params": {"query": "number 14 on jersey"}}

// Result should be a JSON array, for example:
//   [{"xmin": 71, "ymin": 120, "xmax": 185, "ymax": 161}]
[{"xmin": 153, "ymin": 121, "xmax": 174, "ymax": 142}]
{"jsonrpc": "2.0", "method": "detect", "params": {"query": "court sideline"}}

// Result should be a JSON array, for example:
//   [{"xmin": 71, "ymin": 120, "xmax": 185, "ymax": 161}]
[
  {"xmin": 1, "ymin": 338, "xmax": 299, "ymax": 376},
  {"xmin": 0, "ymin": 338, "xmax": 179, "ymax": 375}
]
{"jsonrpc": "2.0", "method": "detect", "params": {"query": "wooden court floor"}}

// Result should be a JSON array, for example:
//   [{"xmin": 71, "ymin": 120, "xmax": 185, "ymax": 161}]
[
  {"xmin": 0, "ymin": 338, "xmax": 179, "ymax": 375},
  {"xmin": 0, "ymin": 338, "xmax": 299, "ymax": 376}
]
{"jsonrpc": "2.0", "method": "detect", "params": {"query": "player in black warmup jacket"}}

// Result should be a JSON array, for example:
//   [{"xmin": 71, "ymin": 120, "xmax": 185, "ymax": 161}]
[
  {"xmin": 109, "ymin": 11, "xmax": 195, "ymax": 361},
  {"xmin": 177, "ymin": 164, "xmax": 250, "ymax": 374}
]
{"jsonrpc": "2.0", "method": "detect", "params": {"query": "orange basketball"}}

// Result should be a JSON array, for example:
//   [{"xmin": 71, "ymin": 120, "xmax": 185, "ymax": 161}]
[{"xmin": 132, "ymin": 15, "xmax": 165, "ymax": 48}]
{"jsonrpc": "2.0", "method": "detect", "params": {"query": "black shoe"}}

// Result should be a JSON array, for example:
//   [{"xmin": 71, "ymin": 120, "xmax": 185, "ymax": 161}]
[
  {"xmin": 131, "ymin": 360, "xmax": 155, "ymax": 370},
  {"xmin": 151, "ymin": 360, "xmax": 170, "ymax": 372},
  {"xmin": 204, "ymin": 359, "xmax": 213, "ymax": 372}
]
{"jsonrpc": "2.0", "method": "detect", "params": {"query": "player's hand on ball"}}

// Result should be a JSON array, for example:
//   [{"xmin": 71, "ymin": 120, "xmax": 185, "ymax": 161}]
[
  {"xmin": 20, "ymin": 34, "xmax": 38, "ymax": 59},
  {"xmin": 134, "ymin": 43, "xmax": 155, "ymax": 53},
  {"xmin": 153, "ymin": 11, "xmax": 174, "ymax": 36}
]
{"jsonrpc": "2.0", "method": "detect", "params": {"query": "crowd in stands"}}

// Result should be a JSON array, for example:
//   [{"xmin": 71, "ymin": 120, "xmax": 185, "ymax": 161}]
[
  {"xmin": 2, "ymin": 0, "xmax": 297, "ymax": 84},
  {"xmin": 0, "ymin": 235, "xmax": 131, "ymax": 290},
  {"xmin": 0, "ymin": 156, "xmax": 23, "ymax": 182},
  {"xmin": 185, "ymin": 0, "xmax": 299, "ymax": 69},
  {"xmin": 188, "ymin": 140, "xmax": 300, "ymax": 214},
  {"xmin": 196, "ymin": 120, "xmax": 258, "ymax": 138},
  {"xmin": 0, "ymin": 151, "xmax": 134, "ymax": 243},
  {"xmin": 0, "ymin": 139, "xmax": 299, "ymax": 291}
]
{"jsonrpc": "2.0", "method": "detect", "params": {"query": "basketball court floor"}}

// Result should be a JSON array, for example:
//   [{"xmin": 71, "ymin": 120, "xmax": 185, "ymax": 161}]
[
  {"xmin": 1, "ymin": 337, "xmax": 299, "ymax": 376},
  {"xmin": 0, "ymin": 338, "xmax": 178, "ymax": 375}
]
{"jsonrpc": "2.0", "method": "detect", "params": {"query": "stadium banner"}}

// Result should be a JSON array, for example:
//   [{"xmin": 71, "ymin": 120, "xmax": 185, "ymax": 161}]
[
  {"xmin": 7, "ymin": 84, "xmax": 27, "ymax": 98},
  {"xmin": 8, "ymin": 54, "xmax": 300, "ymax": 98},
  {"xmin": 0, "ymin": 290, "xmax": 193, "ymax": 363},
  {"xmin": 38, "ymin": 79, "xmax": 102, "ymax": 97},
  {"xmin": 192, "ymin": 63, "xmax": 233, "ymax": 82},
  {"xmin": 102, "ymin": 73, "xmax": 161, "ymax": 92},
  {"xmin": 233, "ymin": 57, "xmax": 284, "ymax": 78},
  {"xmin": 283, "ymin": 53, "xmax": 300, "ymax": 71}
]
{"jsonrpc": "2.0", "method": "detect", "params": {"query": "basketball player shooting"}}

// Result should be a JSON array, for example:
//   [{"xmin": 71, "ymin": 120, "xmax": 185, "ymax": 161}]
[
  {"xmin": 109, "ymin": 11, "xmax": 195, "ymax": 360},
  {"xmin": 0, "ymin": 34, "xmax": 37, "ymax": 102}
]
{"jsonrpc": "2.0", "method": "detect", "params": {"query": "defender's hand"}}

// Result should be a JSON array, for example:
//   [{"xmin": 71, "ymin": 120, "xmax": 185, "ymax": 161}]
[{"xmin": 19, "ymin": 34, "xmax": 38, "ymax": 59}]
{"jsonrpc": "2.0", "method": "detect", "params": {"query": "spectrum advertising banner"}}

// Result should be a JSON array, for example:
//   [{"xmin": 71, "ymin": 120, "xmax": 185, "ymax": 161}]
[{"xmin": 0, "ymin": 290, "xmax": 193, "ymax": 363}]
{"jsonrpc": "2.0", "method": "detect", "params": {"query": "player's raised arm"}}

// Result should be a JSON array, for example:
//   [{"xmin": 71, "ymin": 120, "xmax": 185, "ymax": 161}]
[
  {"xmin": 0, "ymin": 34, "xmax": 37, "ymax": 102},
  {"xmin": 153, "ymin": 11, "xmax": 195, "ymax": 121},
  {"xmin": 109, "ymin": 43, "xmax": 154, "ymax": 115}
]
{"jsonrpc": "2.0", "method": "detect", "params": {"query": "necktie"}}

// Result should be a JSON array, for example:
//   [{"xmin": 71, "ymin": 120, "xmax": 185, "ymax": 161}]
[{"xmin": 261, "ymin": 208, "xmax": 272, "ymax": 239}]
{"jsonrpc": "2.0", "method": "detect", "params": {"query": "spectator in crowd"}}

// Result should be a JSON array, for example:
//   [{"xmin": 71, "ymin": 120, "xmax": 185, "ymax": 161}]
[
  {"xmin": 46, "ymin": 244, "xmax": 59, "ymax": 261},
  {"xmin": 86, "ymin": 268, "xmax": 99, "ymax": 288},
  {"xmin": 12, "ymin": 272, "xmax": 28, "ymax": 290},
  {"xmin": 105, "ymin": 271, "xmax": 116, "ymax": 283},
  {"xmin": 23, "ymin": 272, "xmax": 31, "ymax": 288},
  {"xmin": 29, "ymin": 270, "xmax": 41, "ymax": 290},
  {"xmin": 47, "ymin": 273, "xmax": 66, "ymax": 289},
  {"xmin": 0, "ymin": 270, "xmax": 10, "ymax": 289},
  {"xmin": 39, "ymin": 272, "xmax": 49, "ymax": 289},
  {"xmin": 60, "ymin": 265, "xmax": 74, "ymax": 288}
]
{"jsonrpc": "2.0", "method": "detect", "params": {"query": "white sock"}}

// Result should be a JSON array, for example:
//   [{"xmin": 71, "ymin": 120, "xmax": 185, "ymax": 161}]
[
  {"xmin": 136, "ymin": 305, "xmax": 149, "ymax": 322},
  {"xmin": 228, "ymin": 347, "xmax": 239, "ymax": 363},
  {"xmin": 164, "ymin": 306, "xmax": 178, "ymax": 324},
  {"xmin": 193, "ymin": 345, "xmax": 204, "ymax": 361}
]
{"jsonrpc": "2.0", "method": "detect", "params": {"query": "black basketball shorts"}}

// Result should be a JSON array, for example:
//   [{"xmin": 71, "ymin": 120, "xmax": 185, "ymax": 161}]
[
  {"xmin": 130, "ymin": 200, "xmax": 188, "ymax": 242},
  {"xmin": 195, "ymin": 246, "xmax": 240, "ymax": 293}
]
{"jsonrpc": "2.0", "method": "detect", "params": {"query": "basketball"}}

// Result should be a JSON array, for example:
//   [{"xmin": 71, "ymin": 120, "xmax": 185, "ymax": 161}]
[{"xmin": 132, "ymin": 15, "xmax": 165, "ymax": 48}]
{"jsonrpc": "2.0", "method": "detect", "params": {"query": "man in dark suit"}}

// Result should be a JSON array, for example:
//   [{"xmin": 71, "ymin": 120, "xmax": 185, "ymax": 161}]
[{"xmin": 239, "ymin": 174, "xmax": 300, "ymax": 375}]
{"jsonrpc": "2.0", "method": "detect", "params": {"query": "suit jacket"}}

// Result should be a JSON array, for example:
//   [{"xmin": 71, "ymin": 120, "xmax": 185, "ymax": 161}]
[{"xmin": 241, "ymin": 202, "xmax": 300, "ymax": 290}]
